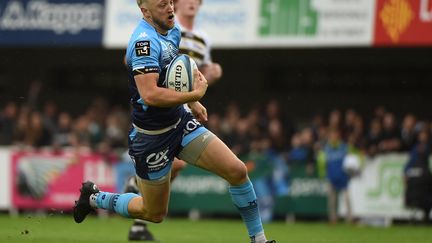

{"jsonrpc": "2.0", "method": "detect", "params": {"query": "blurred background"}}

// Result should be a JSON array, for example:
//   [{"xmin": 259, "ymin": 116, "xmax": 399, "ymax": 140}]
[{"xmin": 1, "ymin": 0, "xmax": 432, "ymax": 228}]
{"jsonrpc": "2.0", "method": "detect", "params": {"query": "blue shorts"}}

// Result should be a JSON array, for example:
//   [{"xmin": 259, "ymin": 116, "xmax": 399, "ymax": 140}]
[
  {"xmin": 328, "ymin": 175, "xmax": 349, "ymax": 191},
  {"xmin": 128, "ymin": 112, "xmax": 208, "ymax": 180}
]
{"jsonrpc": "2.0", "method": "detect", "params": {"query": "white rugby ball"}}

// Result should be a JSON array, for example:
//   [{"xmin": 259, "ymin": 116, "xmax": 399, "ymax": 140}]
[
  {"xmin": 343, "ymin": 154, "xmax": 361, "ymax": 176},
  {"xmin": 165, "ymin": 54, "xmax": 197, "ymax": 92}
]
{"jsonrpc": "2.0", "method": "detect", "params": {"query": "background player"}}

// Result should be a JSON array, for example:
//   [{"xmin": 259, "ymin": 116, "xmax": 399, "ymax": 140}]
[
  {"xmin": 126, "ymin": 0, "xmax": 223, "ymax": 240},
  {"xmin": 73, "ymin": 0, "xmax": 275, "ymax": 243},
  {"xmin": 175, "ymin": 0, "xmax": 222, "ymax": 85}
]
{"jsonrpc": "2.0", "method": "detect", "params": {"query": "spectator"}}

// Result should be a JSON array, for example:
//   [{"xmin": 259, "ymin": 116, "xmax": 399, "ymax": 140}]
[
  {"xmin": 379, "ymin": 112, "xmax": 401, "ymax": 153},
  {"xmin": 404, "ymin": 128, "xmax": 432, "ymax": 224},
  {"xmin": 266, "ymin": 119, "xmax": 290, "ymax": 198},
  {"xmin": 206, "ymin": 113, "xmax": 223, "ymax": 138},
  {"xmin": 373, "ymin": 105, "xmax": 387, "ymax": 122},
  {"xmin": 301, "ymin": 128, "xmax": 316, "ymax": 176},
  {"xmin": 220, "ymin": 102, "xmax": 241, "ymax": 146},
  {"xmin": 246, "ymin": 106, "xmax": 264, "ymax": 140},
  {"xmin": 262, "ymin": 99, "xmax": 295, "ymax": 147},
  {"xmin": 401, "ymin": 114, "xmax": 417, "ymax": 152},
  {"xmin": 0, "ymin": 102, "xmax": 18, "ymax": 145},
  {"xmin": 268, "ymin": 119, "xmax": 288, "ymax": 153},
  {"xmin": 85, "ymin": 107, "xmax": 104, "ymax": 148},
  {"xmin": 287, "ymin": 128, "xmax": 315, "ymax": 177},
  {"xmin": 245, "ymin": 143, "xmax": 275, "ymax": 223},
  {"xmin": 349, "ymin": 114, "xmax": 366, "ymax": 150},
  {"xmin": 310, "ymin": 113, "xmax": 324, "ymax": 140},
  {"xmin": 317, "ymin": 129, "xmax": 352, "ymax": 224},
  {"xmin": 13, "ymin": 106, "xmax": 30, "ymax": 146},
  {"xmin": 105, "ymin": 111, "xmax": 127, "ymax": 148},
  {"xmin": 314, "ymin": 123, "xmax": 328, "ymax": 151},
  {"xmin": 27, "ymin": 81, "xmax": 42, "ymax": 111},
  {"xmin": 53, "ymin": 112, "xmax": 73, "ymax": 147},
  {"xmin": 42, "ymin": 100, "xmax": 58, "ymax": 136},
  {"xmin": 328, "ymin": 109, "xmax": 342, "ymax": 131},
  {"xmin": 344, "ymin": 109, "xmax": 357, "ymax": 137},
  {"xmin": 230, "ymin": 119, "xmax": 251, "ymax": 158},
  {"xmin": 70, "ymin": 115, "xmax": 91, "ymax": 148},
  {"xmin": 366, "ymin": 118, "xmax": 383, "ymax": 157},
  {"xmin": 27, "ymin": 111, "xmax": 52, "ymax": 147}
]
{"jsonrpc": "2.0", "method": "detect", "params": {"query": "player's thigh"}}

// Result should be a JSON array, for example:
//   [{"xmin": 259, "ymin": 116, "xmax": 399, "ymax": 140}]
[
  {"xmin": 135, "ymin": 174, "xmax": 171, "ymax": 216},
  {"xmin": 195, "ymin": 136, "xmax": 248, "ymax": 185}
]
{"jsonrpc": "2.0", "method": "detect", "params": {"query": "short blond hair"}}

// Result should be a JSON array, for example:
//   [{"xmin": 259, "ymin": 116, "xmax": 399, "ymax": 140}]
[
  {"xmin": 136, "ymin": 0, "xmax": 147, "ymax": 7},
  {"xmin": 174, "ymin": 0, "xmax": 202, "ymax": 4}
]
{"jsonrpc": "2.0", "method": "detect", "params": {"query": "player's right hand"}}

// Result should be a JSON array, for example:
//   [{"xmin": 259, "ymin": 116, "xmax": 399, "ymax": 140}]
[
  {"xmin": 192, "ymin": 69, "xmax": 208, "ymax": 100},
  {"xmin": 201, "ymin": 62, "xmax": 222, "ymax": 84}
]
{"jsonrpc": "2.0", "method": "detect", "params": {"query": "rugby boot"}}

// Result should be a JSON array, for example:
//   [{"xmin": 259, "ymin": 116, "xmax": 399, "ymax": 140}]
[
  {"xmin": 251, "ymin": 238, "xmax": 276, "ymax": 243},
  {"xmin": 124, "ymin": 176, "xmax": 139, "ymax": 194},
  {"xmin": 128, "ymin": 221, "xmax": 157, "ymax": 241},
  {"xmin": 73, "ymin": 181, "xmax": 99, "ymax": 223}
]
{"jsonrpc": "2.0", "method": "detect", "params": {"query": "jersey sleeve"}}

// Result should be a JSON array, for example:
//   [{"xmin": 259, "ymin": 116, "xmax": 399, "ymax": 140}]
[
  {"xmin": 201, "ymin": 31, "xmax": 212, "ymax": 65},
  {"xmin": 131, "ymin": 35, "xmax": 161, "ymax": 76}
]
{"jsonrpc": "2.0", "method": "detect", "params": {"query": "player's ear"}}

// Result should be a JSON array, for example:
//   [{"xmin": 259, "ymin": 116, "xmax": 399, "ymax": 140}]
[{"xmin": 141, "ymin": 7, "xmax": 151, "ymax": 19}]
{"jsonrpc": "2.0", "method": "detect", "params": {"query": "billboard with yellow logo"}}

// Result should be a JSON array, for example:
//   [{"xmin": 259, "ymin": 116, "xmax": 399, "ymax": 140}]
[{"xmin": 374, "ymin": 0, "xmax": 432, "ymax": 46}]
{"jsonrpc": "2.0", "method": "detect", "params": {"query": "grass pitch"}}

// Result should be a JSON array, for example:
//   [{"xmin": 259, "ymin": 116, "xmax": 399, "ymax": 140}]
[{"xmin": 0, "ymin": 214, "xmax": 431, "ymax": 243}]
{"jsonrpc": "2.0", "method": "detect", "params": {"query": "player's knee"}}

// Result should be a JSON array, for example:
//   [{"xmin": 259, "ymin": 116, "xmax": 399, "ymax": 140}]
[{"xmin": 226, "ymin": 160, "xmax": 248, "ymax": 185}]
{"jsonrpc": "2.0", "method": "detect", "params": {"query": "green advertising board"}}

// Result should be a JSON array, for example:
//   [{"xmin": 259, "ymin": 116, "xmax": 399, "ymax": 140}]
[
  {"xmin": 260, "ymin": 0, "xmax": 318, "ymax": 36},
  {"xmin": 169, "ymin": 165, "xmax": 328, "ymax": 217}
]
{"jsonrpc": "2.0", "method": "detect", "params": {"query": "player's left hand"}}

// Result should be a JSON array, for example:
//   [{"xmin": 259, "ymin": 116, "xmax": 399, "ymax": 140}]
[{"xmin": 188, "ymin": 101, "xmax": 208, "ymax": 122}]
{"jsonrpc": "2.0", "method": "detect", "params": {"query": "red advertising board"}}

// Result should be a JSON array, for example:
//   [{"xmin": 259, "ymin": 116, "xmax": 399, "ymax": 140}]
[
  {"xmin": 11, "ymin": 151, "xmax": 116, "ymax": 210},
  {"xmin": 374, "ymin": 0, "xmax": 432, "ymax": 46}
]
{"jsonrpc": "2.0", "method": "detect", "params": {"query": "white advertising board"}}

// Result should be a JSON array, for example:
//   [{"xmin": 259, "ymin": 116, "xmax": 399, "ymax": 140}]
[
  {"xmin": 0, "ymin": 148, "xmax": 11, "ymax": 209},
  {"xmin": 198, "ymin": 0, "xmax": 375, "ymax": 47},
  {"xmin": 103, "ymin": 0, "xmax": 142, "ymax": 48},
  {"xmin": 103, "ymin": 0, "xmax": 375, "ymax": 48},
  {"xmin": 340, "ymin": 154, "xmax": 413, "ymax": 219}
]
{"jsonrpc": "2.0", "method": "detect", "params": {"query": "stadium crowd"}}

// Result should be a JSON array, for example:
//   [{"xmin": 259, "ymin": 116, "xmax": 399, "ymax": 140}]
[
  {"xmin": 1, "ymin": 94, "xmax": 431, "ymax": 223},
  {"xmin": 1, "ymin": 97, "xmax": 429, "ymax": 160}
]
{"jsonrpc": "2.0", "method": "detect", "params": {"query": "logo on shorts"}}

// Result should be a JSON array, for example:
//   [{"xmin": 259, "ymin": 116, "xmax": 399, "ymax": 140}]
[
  {"xmin": 183, "ymin": 118, "xmax": 201, "ymax": 136},
  {"xmin": 146, "ymin": 148, "xmax": 169, "ymax": 171}
]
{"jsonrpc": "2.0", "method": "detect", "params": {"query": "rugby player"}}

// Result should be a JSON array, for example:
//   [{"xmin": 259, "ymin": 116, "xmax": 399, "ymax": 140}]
[
  {"xmin": 126, "ymin": 0, "xmax": 222, "ymax": 240},
  {"xmin": 73, "ymin": 1, "xmax": 275, "ymax": 242}
]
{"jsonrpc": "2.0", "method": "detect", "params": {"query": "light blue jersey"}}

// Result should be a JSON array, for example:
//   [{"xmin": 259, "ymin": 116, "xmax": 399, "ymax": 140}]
[{"xmin": 125, "ymin": 18, "xmax": 184, "ymax": 130}]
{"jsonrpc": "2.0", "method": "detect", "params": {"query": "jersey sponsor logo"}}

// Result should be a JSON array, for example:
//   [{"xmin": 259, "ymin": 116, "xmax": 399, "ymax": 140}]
[
  {"xmin": 146, "ymin": 148, "xmax": 169, "ymax": 171},
  {"xmin": 135, "ymin": 41, "xmax": 150, "ymax": 56}
]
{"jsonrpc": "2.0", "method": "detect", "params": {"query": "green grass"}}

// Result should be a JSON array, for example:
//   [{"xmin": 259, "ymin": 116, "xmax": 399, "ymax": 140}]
[{"xmin": 0, "ymin": 214, "xmax": 431, "ymax": 243}]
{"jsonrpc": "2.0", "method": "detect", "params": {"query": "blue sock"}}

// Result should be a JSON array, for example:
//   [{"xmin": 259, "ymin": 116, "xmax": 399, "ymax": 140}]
[
  {"xmin": 95, "ymin": 192, "xmax": 138, "ymax": 218},
  {"xmin": 229, "ymin": 180, "xmax": 264, "ymax": 237}
]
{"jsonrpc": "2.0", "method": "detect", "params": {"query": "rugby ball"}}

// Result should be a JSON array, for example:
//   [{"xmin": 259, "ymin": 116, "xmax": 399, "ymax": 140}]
[
  {"xmin": 165, "ymin": 54, "xmax": 197, "ymax": 92},
  {"xmin": 343, "ymin": 154, "xmax": 361, "ymax": 176}
]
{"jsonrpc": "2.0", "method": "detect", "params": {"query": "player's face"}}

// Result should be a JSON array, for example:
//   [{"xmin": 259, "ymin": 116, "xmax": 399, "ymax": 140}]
[
  {"xmin": 148, "ymin": 0, "xmax": 175, "ymax": 31},
  {"xmin": 175, "ymin": 0, "xmax": 201, "ymax": 18}
]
